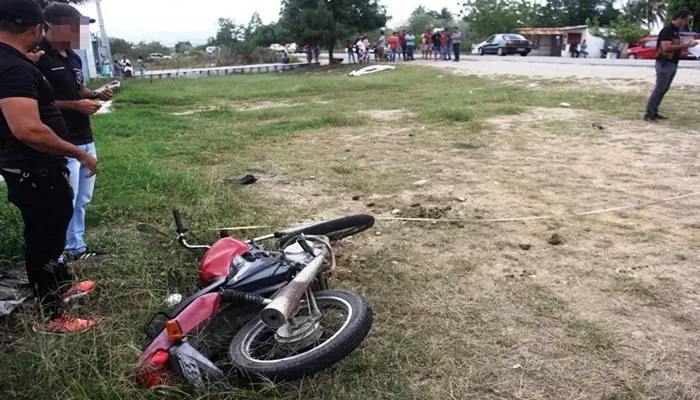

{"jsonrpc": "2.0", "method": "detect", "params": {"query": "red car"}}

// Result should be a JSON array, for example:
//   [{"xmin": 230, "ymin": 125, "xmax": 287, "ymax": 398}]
[{"xmin": 626, "ymin": 35, "xmax": 699, "ymax": 59}]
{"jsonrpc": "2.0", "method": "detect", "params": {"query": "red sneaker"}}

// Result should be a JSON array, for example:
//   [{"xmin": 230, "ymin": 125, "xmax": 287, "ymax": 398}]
[
  {"xmin": 62, "ymin": 280, "xmax": 97, "ymax": 303},
  {"xmin": 33, "ymin": 314, "xmax": 96, "ymax": 334}
]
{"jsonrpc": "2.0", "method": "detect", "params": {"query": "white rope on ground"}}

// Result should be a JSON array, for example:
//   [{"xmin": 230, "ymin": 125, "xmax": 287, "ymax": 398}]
[{"xmin": 377, "ymin": 191, "xmax": 700, "ymax": 224}]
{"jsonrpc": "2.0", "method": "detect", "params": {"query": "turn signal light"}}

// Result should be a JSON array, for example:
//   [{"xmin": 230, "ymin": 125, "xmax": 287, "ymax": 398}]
[{"xmin": 165, "ymin": 320, "xmax": 184, "ymax": 341}]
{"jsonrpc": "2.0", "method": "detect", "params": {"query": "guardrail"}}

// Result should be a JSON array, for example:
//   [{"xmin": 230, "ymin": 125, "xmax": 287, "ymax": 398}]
[{"xmin": 137, "ymin": 62, "xmax": 312, "ymax": 80}]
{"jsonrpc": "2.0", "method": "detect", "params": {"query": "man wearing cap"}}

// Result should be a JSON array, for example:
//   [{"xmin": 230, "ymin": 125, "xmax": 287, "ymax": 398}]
[
  {"xmin": 0, "ymin": 0, "xmax": 98, "ymax": 334},
  {"xmin": 37, "ymin": 2, "xmax": 112, "ymax": 262}
]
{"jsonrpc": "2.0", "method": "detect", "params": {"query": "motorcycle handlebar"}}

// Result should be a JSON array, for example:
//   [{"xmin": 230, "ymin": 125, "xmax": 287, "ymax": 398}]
[{"xmin": 173, "ymin": 209, "xmax": 185, "ymax": 234}]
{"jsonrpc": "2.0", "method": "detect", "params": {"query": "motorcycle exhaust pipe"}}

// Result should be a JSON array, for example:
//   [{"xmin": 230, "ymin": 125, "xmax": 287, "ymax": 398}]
[{"xmin": 260, "ymin": 248, "xmax": 327, "ymax": 329}]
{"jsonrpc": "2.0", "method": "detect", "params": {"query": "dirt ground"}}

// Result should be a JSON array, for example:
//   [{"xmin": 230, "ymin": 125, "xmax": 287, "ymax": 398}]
[
  {"xmin": 413, "ymin": 58, "xmax": 700, "ymax": 87},
  {"xmin": 233, "ymin": 86, "xmax": 700, "ymax": 397}
]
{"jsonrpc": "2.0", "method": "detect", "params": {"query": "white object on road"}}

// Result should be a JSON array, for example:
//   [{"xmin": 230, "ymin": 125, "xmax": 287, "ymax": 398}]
[
  {"xmin": 559, "ymin": 102, "xmax": 571, "ymax": 108},
  {"xmin": 349, "ymin": 65, "xmax": 395, "ymax": 77}
]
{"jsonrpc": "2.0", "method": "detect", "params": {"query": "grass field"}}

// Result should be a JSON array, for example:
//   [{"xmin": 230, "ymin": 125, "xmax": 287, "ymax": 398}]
[{"xmin": 2, "ymin": 65, "xmax": 700, "ymax": 400}]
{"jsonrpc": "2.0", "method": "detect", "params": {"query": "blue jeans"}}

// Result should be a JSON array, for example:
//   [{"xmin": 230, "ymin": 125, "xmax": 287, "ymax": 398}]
[
  {"xmin": 453, "ymin": 43, "xmax": 461, "ymax": 61},
  {"xmin": 443, "ymin": 45, "xmax": 451, "ymax": 60},
  {"xmin": 66, "ymin": 142, "xmax": 96, "ymax": 255},
  {"xmin": 348, "ymin": 51, "xmax": 356, "ymax": 63},
  {"xmin": 390, "ymin": 48, "xmax": 399, "ymax": 62},
  {"xmin": 407, "ymin": 45, "xmax": 415, "ymax": 60}
]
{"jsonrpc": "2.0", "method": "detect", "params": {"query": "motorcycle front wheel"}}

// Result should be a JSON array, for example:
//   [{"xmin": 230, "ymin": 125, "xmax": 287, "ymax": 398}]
[{"xmin": 228, "ymin": 290, "xmax": 373, "ymax": 381}]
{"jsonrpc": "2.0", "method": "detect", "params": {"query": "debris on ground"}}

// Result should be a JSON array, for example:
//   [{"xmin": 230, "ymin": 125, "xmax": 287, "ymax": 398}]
[
  {"xmin": 366, "ymin": 202, "xmax": 376, "ymax": 208},
  {"xmin": 348, "ymin": 65, "xmax": 395, "ymax": 77},
  {"xmin": 410, "ymin": 202, "xmax": 421, "ymax": 208},
  {"xmin": 352, "ymin": 195, "xmax": 361, "ymax": 201},
  {"xmin": 412, "ymin": 179, "xmax": 429, "ymax": 186},
  {"xmin": 391, "ymin": 209, "xmax": 402, "ymax": 215},
  {"xmin": 224, "ymin": 174, "xmax": 258, "ymax": 185},
  {"xmin": 592, "ymin": 123, "xmax": 605, "ymax": 130},
  {"xmin": 559, "ymin": 102, "xmax": 571, "ymax": 108},
  {"xmin": 456, "ymin": 197, "xmax": 467, "ymax": 202},
  {"xmin": 548, "ymin": 234, "xmax": 563, "ymax": 245},
  {"xmin": 519, "ymin": 244, "xmax": 532, "ymax": 251}
]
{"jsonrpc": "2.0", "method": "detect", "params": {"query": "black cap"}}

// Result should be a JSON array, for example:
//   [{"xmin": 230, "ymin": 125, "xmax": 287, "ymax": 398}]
[
  {"xmin": 0, "ymin": 0, "xmax": 47, "ymax": 27},
  {"xmin": 44, "ymin": 2, "xmax": 95, "ymax": 25}
]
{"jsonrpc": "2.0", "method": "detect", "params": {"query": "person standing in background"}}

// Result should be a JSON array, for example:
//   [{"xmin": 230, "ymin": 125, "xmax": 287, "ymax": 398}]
[
  {"xmin": 441, "ymin": 29, "xmax": 451, "ymax": 60},
  {"xmin": 645, "ymin": 8, "xmax": 697, "ymax": 123},
  {"xmin": 137, "ymin": 55, "xmax": 146, "ymax": 75},
  {"xmin": 112, "ymin": 58, "xmax": 121, "ymax": 76},
  {"xmin": 451, "ymin": 26, "xmax": 463, "ymax": 62},
  {"xmin": 37, "ymin": 1, "xmax": 113, "ymax": 262},
  {"xmin": 432, "ymin": 30, "xmax": 442, "ymax": 61},
  {"xmin": 388, "ymin": 32, "xmax": 399, "ymax": 62},
  {"xmin": 0, "ymin": 0, "xmax": 98, "ymax": 334},
  {"xmin": 405, "ymin": 30, "xmax": 415, "ymax": 61},
  {"xmin": 346, "ymin": 40, "xmax": 356, "ymax": 64},
  {"xmin": 313, "ymin": 43, "xmax": 320, "ymax": 63},
  {"xmin": 399, "ymin": 29, "xmax": 407, "ymax": 61},
  {"xmin": 377, "ymin": 30, "xmax": 386, "ymax": 62},
  {"xmin": 423, "ymin": 30, "xmax": 432, "ymax": 60}
]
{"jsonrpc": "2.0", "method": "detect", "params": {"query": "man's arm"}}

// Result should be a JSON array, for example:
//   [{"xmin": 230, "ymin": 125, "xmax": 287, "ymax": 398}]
[{"xmin": 0, "ymin": 97, "xmax": 97, "ymax": 176}]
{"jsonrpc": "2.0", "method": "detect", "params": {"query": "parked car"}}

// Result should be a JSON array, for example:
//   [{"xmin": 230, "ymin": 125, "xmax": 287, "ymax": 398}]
[
  {"xmin": 626, "ymin": 34, "xmax": 700, "ymax": 59},
  {"xmin": 269, "ymin": 44, "xmax": 287, "ymax": 53},
  {"xmin": 147, "ymin": 53, "xmax": 173, "ymax": 61},
  {"xmin": 478, "ymin": 34, "xmax": 532, "ymax": 56},
  {"xmin": 205, "ymin": 46, "xmax": 220, "ymax": 54}
]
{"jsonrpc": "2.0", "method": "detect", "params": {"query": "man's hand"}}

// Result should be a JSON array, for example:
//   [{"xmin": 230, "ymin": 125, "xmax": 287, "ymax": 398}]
[
  {"xmin": 96, "ymin": 89, "xmax": 113, "ymax": 101},
  {"xmin": 75, "ymin": 99, "xmax": 102, "ymax": 115},
  {"xmin": 686, "ymin": 40, "xmax": 699, "ymax": 48},
  {"xmin": 77, "ymin": 152, "xmax": 98, "ymax": 178},
  {"xmin": 25, "ymin": 47, "xmax": 45, "ymax": 63}
]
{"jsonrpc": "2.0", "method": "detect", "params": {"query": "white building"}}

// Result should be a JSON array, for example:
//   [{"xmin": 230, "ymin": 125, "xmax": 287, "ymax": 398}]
[{"xmin": 518, "ymin": 25, "xmax": 606, "ymax": 58}]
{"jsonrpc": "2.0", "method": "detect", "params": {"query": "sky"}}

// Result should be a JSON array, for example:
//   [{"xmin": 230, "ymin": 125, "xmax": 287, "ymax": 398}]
[{"xmin": 76, "ymin": 0, "xmax": 462, "ymax": 45}]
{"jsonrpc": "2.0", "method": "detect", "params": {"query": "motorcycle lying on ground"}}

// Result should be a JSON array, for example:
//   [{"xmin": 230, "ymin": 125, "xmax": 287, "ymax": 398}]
[{"xmin": 137, "ymin": 210, "xmax": 375, "ymax": 387}]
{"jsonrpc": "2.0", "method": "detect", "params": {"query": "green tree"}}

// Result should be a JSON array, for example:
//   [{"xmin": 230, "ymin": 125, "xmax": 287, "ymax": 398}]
[
  {"xmin": 35, "ymin": 0, "xmax": 90, "ymax": 8},
  {"xmin": 623, "ymin": 0, "xmax": 667, "ymax": 28},
  {"xmin": 667, "ymin": 0, "xmax": 700, "ymax": 25},
  {"xmin": 208, "ymin": 18, "xmax": 246, "ymax": 49},
  {"xmin": 280, "ymin": 0, "xmax": 389, "ymax": 60},
  {"xmin": 109, "ymin": 37, "xmax": 133, "ymax": 57},
  {"xmin": 589, "ymin": 15, "xmax": 650, "ymax": 52},
  {"xmin": 174, "ymin": 41, "xmax": 193, "ymax": 54},
  {"xmin": 461, "ymin": 0, "xmax": 534, "ymax": 38}
]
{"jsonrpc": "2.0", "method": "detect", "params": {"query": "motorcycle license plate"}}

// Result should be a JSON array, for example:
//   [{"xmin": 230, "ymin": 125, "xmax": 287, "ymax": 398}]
[{"xmin": 517, "ymin": 48, "xmax": 525, "ymax": 51}]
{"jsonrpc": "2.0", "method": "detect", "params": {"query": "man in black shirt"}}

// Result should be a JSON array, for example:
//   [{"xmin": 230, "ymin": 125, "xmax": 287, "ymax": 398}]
[
  {"xmin": 37, "ymin": 2, "xmax": 112, "ymax": 262},
  {"xmin": 0, "ymin": 0, "xmax": 98, "ymax": 334},
  {"xmin": 644, "ymin": 8, "xmax": 698, "ymax": 123}
]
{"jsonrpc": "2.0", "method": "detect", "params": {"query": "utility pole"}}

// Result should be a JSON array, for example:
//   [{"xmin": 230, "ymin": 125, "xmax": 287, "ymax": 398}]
[{"xmin": 95, "ymin": 0, "xmax": 113, "ymax": 75}]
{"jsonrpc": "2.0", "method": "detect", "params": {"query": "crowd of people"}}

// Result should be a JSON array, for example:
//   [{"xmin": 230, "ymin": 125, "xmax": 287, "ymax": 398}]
[
  {"xmin": 346, "ymin": 27, "xmax": 464, "ymax": 64},
  {"xmin": 111, "ymin": 55, "xmax": 146, "ymax": 77}
]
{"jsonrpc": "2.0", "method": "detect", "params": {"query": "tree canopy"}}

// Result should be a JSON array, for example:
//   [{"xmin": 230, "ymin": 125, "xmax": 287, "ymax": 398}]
[
  {"xmin": 280, "ymin": 0, "xmax": 389, "ymax": 58},
  {"xmin": 667, "ymin": 0, "xmax": 700, "ymax": 24},
  {"xmin": 460, "ymin": 0, "xmax": 621, "ymax": 39}
]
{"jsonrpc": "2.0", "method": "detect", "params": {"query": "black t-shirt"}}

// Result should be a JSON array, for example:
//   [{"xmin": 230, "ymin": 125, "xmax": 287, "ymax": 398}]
[
  {"xmin": 432, "ymin": 33, "xmax": 441, "ymax": 46},
  {"xmin": 36, "ymin": 39, "xmax": 93, "ymax": 145},
  {"xmin": 657, "ymin": 24, "xmax": 681, "ymax": 64},
  {"xmin": 0, "ymin": 42, "xmax": 68, "ymax": 168}
]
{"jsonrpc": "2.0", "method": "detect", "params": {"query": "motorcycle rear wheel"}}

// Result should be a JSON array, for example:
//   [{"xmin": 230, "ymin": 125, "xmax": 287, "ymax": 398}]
[{"xmin": 228, "ymin": 290, "xmax": 373, "ymax": 381}]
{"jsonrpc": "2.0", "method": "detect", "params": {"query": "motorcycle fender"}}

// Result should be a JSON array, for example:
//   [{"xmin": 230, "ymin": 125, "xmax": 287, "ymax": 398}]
[{"xmin": 138, "ymin": 293, "xmax": 222, "ymax": 366}]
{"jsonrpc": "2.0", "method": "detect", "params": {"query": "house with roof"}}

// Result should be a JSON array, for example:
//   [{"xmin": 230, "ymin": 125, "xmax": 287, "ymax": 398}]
[{"xmin": 517, "ymin": 25, "xmax": 606, "ymax": 58}]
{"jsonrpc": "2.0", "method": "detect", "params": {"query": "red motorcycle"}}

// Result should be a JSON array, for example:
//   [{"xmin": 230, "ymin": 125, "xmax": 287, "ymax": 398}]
[{"xmin": 137, "ymin": 210, "xmax": 375, "ymax": 387}]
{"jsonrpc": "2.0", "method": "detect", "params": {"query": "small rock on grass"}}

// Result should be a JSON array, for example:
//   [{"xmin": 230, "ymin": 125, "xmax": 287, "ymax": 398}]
[
  {"xmin": 457, "ymin": 197, "xmax": 467, "ymax": 202},
  {"xmin": 519, "ymin": 244, "xmax": 532, "ymax": 251},
  {"xmin": 391, "ymin": 209, "xmax": 401, "ymax": 215},
  {"xmin": 548, "ymin": 234, "xmax": 563, "ymax": 245}
]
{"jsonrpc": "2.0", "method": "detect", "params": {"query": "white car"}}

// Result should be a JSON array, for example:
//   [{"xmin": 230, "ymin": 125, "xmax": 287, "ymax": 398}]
[
  {"xmin": 269, "ymin": 44, "xmax": 287, "ymax": 53},
  {"xmin": 205, "ymin": 46, "xmax": 220, "ymax": 54}
]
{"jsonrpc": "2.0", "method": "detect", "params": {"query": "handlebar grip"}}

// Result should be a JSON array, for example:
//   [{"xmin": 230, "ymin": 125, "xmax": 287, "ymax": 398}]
[{"xmin": 173, "ymin": 209, "xmax": 185, "ymax": 234}]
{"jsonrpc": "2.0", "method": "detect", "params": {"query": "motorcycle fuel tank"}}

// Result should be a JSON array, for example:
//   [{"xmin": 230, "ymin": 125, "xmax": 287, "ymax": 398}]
[{"xmin": 199, "ymin": 237, "xmax": 251, "ymax": 285}]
